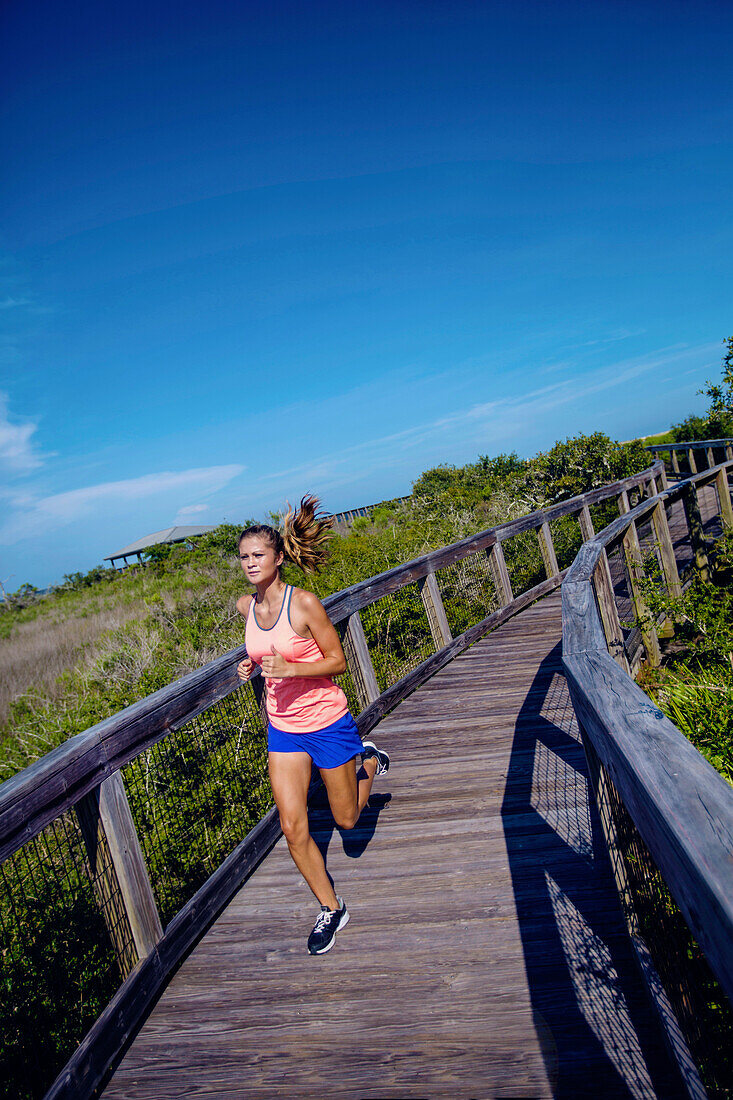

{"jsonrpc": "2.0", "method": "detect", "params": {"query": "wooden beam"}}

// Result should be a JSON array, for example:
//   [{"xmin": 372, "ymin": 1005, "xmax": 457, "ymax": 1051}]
[
  {"xmin": 578, "ymin": 504, "xmax": 595, "ymax": 542},
  {"xmin": 687, "ymin": 448, "xmax": 698, "ymax": 474},
  {"xmin": 715, "ymin": 467, "xmax": 733, "ymax": 530},
  {"xmin": 618, "ymin": 489, "xmax": 631, "ymax": 515},
  {"xmin": 681, "ymin": 482, "xmax": 711, "ymax": 582},
  {"xmin": 486, "ymin": 542, "xmax": 513, "ymax": 606},
  {"xmin": 622, "ymin": 521, "xmax": 662, "ymax": 667},
  {"xmin": 706, "ymin": 446, "xmax": 715, "ymax": 469},
  {"xmin": 671, "ymin": 448, "xmax": 680, "ymax": 475},
  {"xmin": 593, "ymin": 552, "xmax": 630, "ymax": 673},
  {"xmin": 651, "ymin": 501, "xmax": 682, "ymax": 600},
  {"xmin": 77, "ymin": 772, "xmax": 162, "ymax": 968},
  {"xmin": 537, "ymin": 521, "xmax": 560, "ymax": 579},
  {"xmin": 343, "ymin": 611, "xmax": 379, "ymax": 707},
  {"xmin": 418, "ymin": 570, "xmax": 452, "ymax": 649}
]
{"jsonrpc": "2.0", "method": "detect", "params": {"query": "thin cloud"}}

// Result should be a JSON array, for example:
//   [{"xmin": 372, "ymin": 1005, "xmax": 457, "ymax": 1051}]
[
  {"xmin": 0, "ymin": 393, "xmax": 44, "ymax": 474},
  {"xmin": 0, "ymin": 464, "xmax": 244, "ymax": 545}
]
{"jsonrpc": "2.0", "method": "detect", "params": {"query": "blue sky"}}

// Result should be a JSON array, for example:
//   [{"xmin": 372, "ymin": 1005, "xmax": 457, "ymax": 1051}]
[{"xmin": 1, "ymin": 0, "xmax": 731, "ymax": 588}]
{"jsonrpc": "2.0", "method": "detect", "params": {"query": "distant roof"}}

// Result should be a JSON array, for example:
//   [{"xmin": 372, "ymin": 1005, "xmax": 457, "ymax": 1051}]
[{"xmin": 105, "ymin": 526, "xmax": 218, "ymax": 561}]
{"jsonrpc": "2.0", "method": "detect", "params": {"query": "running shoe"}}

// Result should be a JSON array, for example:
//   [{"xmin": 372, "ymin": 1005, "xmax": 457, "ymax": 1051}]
[
  {"xmin": 361, "ymin": 740, "xmax": 390, "ymax": 776},
  {"xmin": 307, "ymin": 897, "xmax": 349, "ymax": 955}
]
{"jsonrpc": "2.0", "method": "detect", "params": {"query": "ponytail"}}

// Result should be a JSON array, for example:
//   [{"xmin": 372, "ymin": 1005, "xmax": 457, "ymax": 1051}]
[
  {"xmin": 281, "ymin": 495, "xmax": 334, "ymax": 573},
  {"xmin": 238, "ymin": 494, "xmax": 333, "ymax": 575}
]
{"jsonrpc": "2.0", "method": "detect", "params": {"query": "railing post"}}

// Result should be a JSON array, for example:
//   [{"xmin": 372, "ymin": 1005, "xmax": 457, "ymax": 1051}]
[
  {"xmin": 418, "ymin": 570, "xmax": 452, "ymax": 649},
  {"xmin": 726, "ymin": 444, "xmax": 733, "ymax": 462},
  {"xmin": 651, "ymin": 501, "xmax": 682, "ymax": 599},
  {"xmin": 622, "ymin": 521, "xmax": 662, "ymax": 667},
  {"xmin": 593, "ymin": 552, "xmax": 630, "ymax": 673},
  {"xmin": 715, "ymin": 466, "xmax": 733, "ymax": 530},
  {"xmin": 76, "ymin": 771, "xmax": 163, "ymax": 973},
  {"xmin": 537, "ymin": 520, "xmax": 560, "ymax": 579},
  {"xmin": 341, "ymin": 611, "xmax": 380, "ymax": 709},
  {"xmin": 706, "ymin": 446, "xmax": 715, "ymax": 469},
  {"xmin": 486, "ymin": 541, "xmax": 513, "ymax": 606},
  {"xmin": 670, "ymin": 447, "xmax": 680, "ymax": 475},
  {"xmin": 681, "ymin": 482, "xmax": 711, "ymax": 582},
  {"xmin": 618, "ymin": 489, "xmax": 630, "ymax": 515},
  {"xmin": 578, "ymin": 503, "xmax": 594, "ymax": 542},
  {"xmin": 687, "ymin": 447, "xmax": 698, "ymax": 474}
]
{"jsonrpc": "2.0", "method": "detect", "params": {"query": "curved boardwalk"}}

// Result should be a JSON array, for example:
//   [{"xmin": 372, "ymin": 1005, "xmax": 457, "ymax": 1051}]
[{"xmin": 105, "ymin": 592, "xmax": 682, "ymax": 1099}]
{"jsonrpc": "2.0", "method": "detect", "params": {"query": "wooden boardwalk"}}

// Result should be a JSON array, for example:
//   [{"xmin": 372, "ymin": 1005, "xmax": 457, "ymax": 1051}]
[{"xmin": 105, "ymin": 592, "xmax": 683, "ymax": 1099}]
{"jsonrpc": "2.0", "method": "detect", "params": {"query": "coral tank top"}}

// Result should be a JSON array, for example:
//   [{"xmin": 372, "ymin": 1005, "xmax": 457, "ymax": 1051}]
[{"xmin": 244, "ymin": 586, "xmax": 348, "ymax": 733}]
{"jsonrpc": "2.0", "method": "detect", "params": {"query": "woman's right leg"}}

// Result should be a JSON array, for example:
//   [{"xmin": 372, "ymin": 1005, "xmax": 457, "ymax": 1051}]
[{"xmin": 268, "ymin": 750, "xmax": 339, "ymax": 910}]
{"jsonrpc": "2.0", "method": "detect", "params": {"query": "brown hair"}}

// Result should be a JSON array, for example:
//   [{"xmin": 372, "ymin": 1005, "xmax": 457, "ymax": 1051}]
[{"xmin": 238, "ymin": 494, "xmax": 334, "ymax": 575}]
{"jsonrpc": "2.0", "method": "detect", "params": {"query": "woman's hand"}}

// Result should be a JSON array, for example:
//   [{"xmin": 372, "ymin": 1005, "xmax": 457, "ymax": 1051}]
[
  {"xmin": 260, "ymin": 646, "xmax": 291, "ymax": 678},
  {"xmin": 236, "ymin": 656, "xmax": 254, "ymax": 682}
]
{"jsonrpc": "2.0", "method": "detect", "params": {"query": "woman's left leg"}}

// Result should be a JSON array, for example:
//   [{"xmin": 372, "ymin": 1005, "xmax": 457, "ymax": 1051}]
[{"xmin": 320, "ymin": 754, "xmax": 378, "ymax": 830}]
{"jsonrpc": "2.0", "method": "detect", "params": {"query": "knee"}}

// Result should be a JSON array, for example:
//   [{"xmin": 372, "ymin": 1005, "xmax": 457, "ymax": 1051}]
[
  {"xmin": 334, "ymin": 807, "xmax": 359, "ymax": 831},
  {"xmin": 280, "ymin": 813, "xmax": 309, "ymax": 847}
]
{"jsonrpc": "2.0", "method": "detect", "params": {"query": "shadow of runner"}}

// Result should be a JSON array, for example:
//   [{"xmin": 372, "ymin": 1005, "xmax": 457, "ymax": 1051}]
[
  {"xmin": 501, "ymin": 642, "xmax": 685, "ymax": 1099},
  {"xmin": 309, "ymin": 776, "xmax": 392, "ymax": 868}
]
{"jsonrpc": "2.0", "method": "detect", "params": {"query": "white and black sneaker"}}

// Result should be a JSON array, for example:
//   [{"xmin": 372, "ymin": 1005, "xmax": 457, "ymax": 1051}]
[
  {"xmin": 307, "ymin": 897, "xmax": 350, "ymax": 955},
  {"xmin": 361, "ymin": 740, "xmax": 390, "ymax": 776}
]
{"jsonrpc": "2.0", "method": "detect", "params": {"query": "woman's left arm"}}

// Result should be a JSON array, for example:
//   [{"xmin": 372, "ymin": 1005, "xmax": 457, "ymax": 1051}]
[{"xmin": 259, "ymin": 591, "xmax": 347, "ymax": 679}]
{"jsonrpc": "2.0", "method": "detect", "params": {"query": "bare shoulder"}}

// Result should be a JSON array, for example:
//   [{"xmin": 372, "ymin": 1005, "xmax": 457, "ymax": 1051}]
[
  {"xmin": 290, "ymin": 587, "xmax": 330, "ymax": 623},
  {"xmin": 236, "ymin": 593, "xmax": 254, "ymax": 618}
]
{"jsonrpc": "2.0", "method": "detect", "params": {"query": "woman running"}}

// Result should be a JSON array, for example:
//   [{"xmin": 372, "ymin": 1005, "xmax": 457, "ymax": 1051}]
[{"xmin": 235, "ymin": 495, "xmax": 390, "ymax": 955}]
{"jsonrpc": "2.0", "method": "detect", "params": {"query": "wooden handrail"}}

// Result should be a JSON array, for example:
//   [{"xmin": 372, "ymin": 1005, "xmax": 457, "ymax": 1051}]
[{"xmin": 562, "ymin": 462, "xmax": 733, "ymax": 1006}]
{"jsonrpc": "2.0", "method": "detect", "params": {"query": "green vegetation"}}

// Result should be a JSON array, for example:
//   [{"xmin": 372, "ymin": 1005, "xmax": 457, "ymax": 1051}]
[{"xmin": 637, "ymin": 528, "xmax": 733, "ymax": 785}]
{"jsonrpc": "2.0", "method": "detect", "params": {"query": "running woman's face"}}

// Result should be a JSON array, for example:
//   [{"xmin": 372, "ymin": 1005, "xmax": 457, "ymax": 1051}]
[{"xmin": 238, "ymin": 536, "xmax": 283, "ymax": 583}]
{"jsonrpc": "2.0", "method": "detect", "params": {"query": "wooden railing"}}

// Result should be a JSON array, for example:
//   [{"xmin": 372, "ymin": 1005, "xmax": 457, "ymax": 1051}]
[
  {"xmin": 0, "ymin": 461, "xmax": 668, "ymax": 1100},
  {"xmin": 562, "ymin": 458, "xmax": 733, "ymax": 1096},
  {"xmin": 646, "ymin": 438, "xmax": 733, "ymax": 477}
]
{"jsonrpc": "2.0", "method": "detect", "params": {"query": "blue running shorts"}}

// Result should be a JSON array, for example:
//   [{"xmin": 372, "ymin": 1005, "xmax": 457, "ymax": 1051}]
[{"xmin": 267, "ymin": 712, "xmax": 363, "ymax": 769}]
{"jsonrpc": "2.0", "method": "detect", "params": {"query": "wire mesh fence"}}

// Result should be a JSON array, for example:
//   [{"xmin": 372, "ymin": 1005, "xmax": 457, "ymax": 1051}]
[
  {"xmin": 594, "ymin": 762, "xmax": 733, "ymax": 1099},
  {"xmin": 0, "ymin": 812, "xmax": 129, "ymax": 1100},
  {"xmin": 123, "ymin": 683, "xmax": 271, "ymax": 927},
  {"xmin": 501, "ymin": 529, "xmax": 545, "ymax": 596},
  {"xmin": 359, "ymin": 584, "xmax": 435, "ymax": 693},
  {"xmin": 434, "ymin": 550, "xmax": 499, "ymax": 636},
  {"xmin": 548, "ymin": 514, "xmax": 584, "ymax": 571}
]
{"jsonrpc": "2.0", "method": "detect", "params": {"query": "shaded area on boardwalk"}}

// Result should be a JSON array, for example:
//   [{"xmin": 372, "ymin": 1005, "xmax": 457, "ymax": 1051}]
[{"xmin": 104, "ymin": 593, "xmax": 682, "ymax": 1099}]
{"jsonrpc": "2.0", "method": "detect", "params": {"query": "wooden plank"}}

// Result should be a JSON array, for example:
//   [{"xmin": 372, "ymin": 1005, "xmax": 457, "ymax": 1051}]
[
  {"xmin": 578, "ymin": 504, "xmax": 594, "ymax": 542},
  {"xmin": 537, "ymin": 521, "xmax": 560, "ymax": 578},
  {"xmin": 715, "ymin": 467, "xmax": 733, "ymax": 530},
  {"xmin": 687, "ymin": 448, "xmax": 698, "ymax": 474},
  {"xmin": 681, "ymin": 483, "xmax": 711, "ymax": 582},
  {"xmin": 98, "ymin": 771, "xmax": 163, "ymax": 958},
  {"xmin": 563, "ymin": 648, "xmax": 733, "ymax": 1007},
  {"xmin": 486, "ymin": 542, "xmax": 513, "ymax": 606},
  {"xmin": 418, "ymin": 570, "xmax": 452, "ymax": 648},
  {"xmin": 622, "ymin": 521, "xmax": 662, "ymax": 667},
  {"xmin": 671, "ymin": 449, "xmax": 680, "ymax": 475},
  {"xmin": 343, "ymin": 611, "xmax": 379, "ymax": 707},
  {"xmin": 651, "ymin": 501, "xmax": 682, "ymax": 600}
]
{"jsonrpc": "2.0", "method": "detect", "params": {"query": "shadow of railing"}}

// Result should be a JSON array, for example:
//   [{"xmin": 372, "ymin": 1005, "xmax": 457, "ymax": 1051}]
[{"xmin": 501, "ymin": 643, "xmax": 685, "ymax": 1098}]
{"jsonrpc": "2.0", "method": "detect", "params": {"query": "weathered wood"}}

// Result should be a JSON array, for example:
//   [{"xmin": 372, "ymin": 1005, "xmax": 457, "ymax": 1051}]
[
  {"xmin": 651, "ymin": 501, "xmax": 682, "ymax": 599},
  {"xmin": 537, "ymin": 521, "xmax": 560, "ymax": 578},
  {"xmin": 618, "ymin": 488, "xmax": 631, "ymax": 514},
  {"xmin": 418, "ymin": 570, "xmax": 452, "ymax": 648},
  {"xmin": 486, "ymin": 542, "xmax": 514, "ymax": 606},
  {"xmin": 715, "ymin": 467, "xmax": 733, "ymax": 530},
  {"xmin": 99, "ymin": 771, "xmax": 162, "ymax": 958},
  {"xmin": 46, "ymin": 805, "xmax": 282, "ymax": 1100},
  {"xmin": 581, "ymin": 733, "xmax": 707, "ymax": 1100},
  {"xmin": 578, "ymin": 503, "xmax": 594, "ymax": 542},
  {"xmin": 622, "ymin": 521, "xmax": 662, "ymax": 667},
  {"xmin": 706, "ymin": 446, "xmax": 715, "ymax": 469},
  {"xmin": 726, "ymin": 444, "xmax": 733, "ymax": 462},
  {"xmin": 563, "ymin": 648, "xmax": 733, "ymax": 1008},
  {"xmin": 343, "ymin": 611, "xmax": 379, "ymax": 708},
  {"xmin": 671, "ymin": 449, "xmax": 680, "ymax": 475},
  {"xmin": 687, "ymin": 448, "xmax": 698, "ymax": 474},
  {"xmin": 681, "ymin": 483, "xmax": 711, "ymax": 582},
  {"xmin": 594, "ymin": 550, "xmax": 630, "ymax": 672}
]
